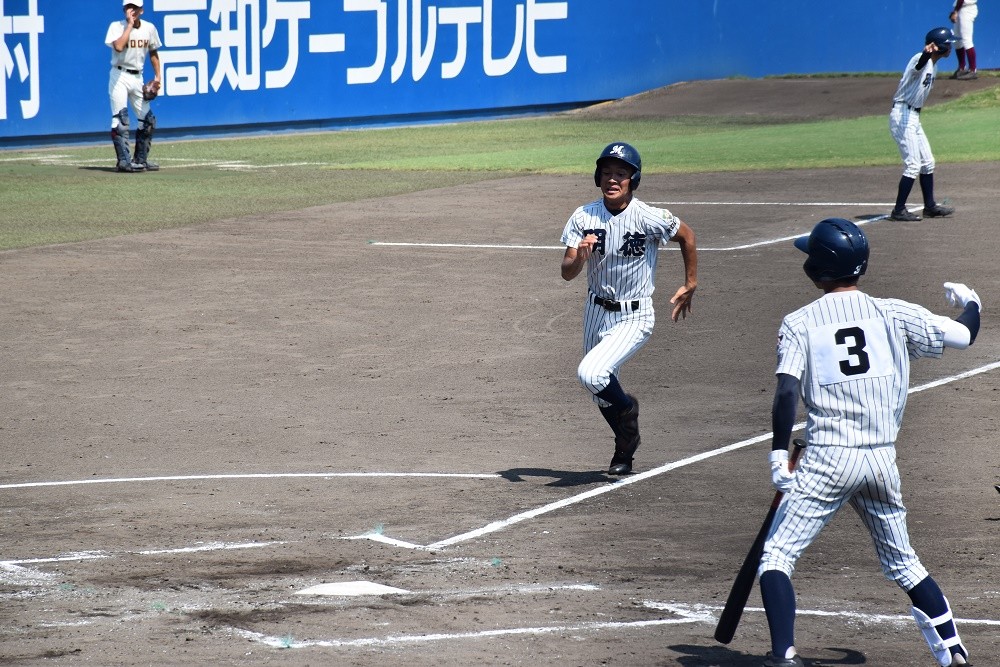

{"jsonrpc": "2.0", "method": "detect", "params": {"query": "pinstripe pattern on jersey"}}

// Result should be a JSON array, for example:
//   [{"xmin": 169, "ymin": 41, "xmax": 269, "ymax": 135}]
[
  {"xmin": 761, "ymin": 444, "xmax": 928, "ymax": 589},
  {"xmin": 577, "ymin": 299, "xmax": 654, "ymax": 402},
  {"xmin": 889, "ymin": 105, "xmax": 935, "ymax": 178},
  {"xmin": 893, "ymin": 52, "xmax": 937, "ymax": 109},
  {"xmin": 560, "ymin": 197, "xmax": 680, "ymax": 302},
  {"xmin": 776, "ymin": 291, "xmax": 945, "ymax": 448}
]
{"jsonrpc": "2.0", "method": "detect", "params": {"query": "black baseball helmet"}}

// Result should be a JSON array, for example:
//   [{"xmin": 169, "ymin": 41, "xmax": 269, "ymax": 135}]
[
  {"xmin": 594, "ymin": 142, "xmax": 641, "ymax": 190},
  {"xmin": 794, "ymin": 218, "xmax": 869, "ymax": 283},
  {"xmin": 925, "ymin": 27, "xmax": 957, "ymax": 54}
]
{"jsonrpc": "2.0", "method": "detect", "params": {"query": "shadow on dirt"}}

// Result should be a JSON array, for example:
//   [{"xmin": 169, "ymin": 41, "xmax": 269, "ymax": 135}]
[
  {"xmin": 666, "ymin": 644, "xmax": 866, "ymax": 666},
  {"xmin": 497, "ymin": 467, "xmax": 614, "ymax": 487}
]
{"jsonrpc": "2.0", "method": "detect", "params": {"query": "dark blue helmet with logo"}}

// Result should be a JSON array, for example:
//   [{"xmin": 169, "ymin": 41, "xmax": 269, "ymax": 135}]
[
  {"xmin": 925, "ymin": 27, "xmax": 956, "ymax": 54},
  {"xmin": 794, "ymin": 218, "xmax": 869, "ymax": 282},
  {"xmin": 594, "ymin": 142, "xmax": 641, "ymax": 190}
]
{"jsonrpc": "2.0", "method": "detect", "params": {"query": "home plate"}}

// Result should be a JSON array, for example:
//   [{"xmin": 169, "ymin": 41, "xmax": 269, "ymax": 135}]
[{"xmin": 295, "ymin": 581, "xmax": 410, "ymax": 596}]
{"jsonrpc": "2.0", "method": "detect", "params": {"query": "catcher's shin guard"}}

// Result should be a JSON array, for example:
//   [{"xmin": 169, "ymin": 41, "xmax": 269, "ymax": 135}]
[
  {"xmin": 133, "ymin": 112, "xmax": 158, "ymax": 171},
  {"xmin": 911, "ymin": 599, "xmax": 969, "ymax": 666},
  {"xmin": 111, "ymin": 109, "xmax": 142, "ymax": 172}
]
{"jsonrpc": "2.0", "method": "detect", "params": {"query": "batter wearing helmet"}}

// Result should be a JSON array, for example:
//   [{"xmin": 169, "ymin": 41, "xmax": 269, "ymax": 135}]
[
  {"xmin": 106, "ymin": 0, "xmax": 162, "ymax": 172},
  {"xmin": 758, "ymin": 218, "xmax": 980, "ymax": 667},
  {"xmin": 560, "ymin": 143, "xmax": 698, "ymax": 475},
  {"xmin": 888, "ymin": 28, "xmax": 956, "ymax": 221}
]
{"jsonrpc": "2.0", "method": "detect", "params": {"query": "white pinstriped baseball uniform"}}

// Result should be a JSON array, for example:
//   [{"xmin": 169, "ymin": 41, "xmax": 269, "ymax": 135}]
[
  {"xmin": 760, "ymin": 290, "xmax": 949, "ymax": 589},
  {"xmin": 560, "ymin": 198, "xmax": 680, "ymax": 405},
  {"xmin": 889, "ymin": 52, "xmax": 938, "ymax": 179}
]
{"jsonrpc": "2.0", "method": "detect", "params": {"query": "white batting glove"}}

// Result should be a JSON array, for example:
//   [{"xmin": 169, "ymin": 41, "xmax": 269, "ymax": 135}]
[
  {"xmin": 769, "ymin": 449, "xmax": 797, "ymax": 493},
  {"xmin": 943, "ymin": 282, "xmax": 982, "ymax": 312}
]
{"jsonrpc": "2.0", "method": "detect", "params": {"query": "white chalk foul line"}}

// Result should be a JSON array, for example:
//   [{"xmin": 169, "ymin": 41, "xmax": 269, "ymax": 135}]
[
  {"xmin": 368, "ymin": 210, "xmax": 898, "ymax": 253},
  {"xmin": 228, "ymin": 600, "xmax": 1000, "ymax": 650},
  {"xmin": 0, "ymin": 471, "xmax": 500, "ymax": 491},
  {"xmin": 230, "ymin": 615, "xmax": 708, "ymax": 649},
  {"xmin": 348, "ymin": 358, "xmax": 1000, "ymax": 551}
]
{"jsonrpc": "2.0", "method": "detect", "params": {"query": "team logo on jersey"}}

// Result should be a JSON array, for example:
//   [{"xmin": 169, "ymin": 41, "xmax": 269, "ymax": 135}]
[
  {"xmin": 582, "ymin": 228, "xmax": 607, "ymax": 254},
  {"xmin": 922, "ymin": 73, "xmax": 933, "ymax": 87},
  {"xmin": 619, "ymin": 232, "xmax": 646, "ymax": 257}
]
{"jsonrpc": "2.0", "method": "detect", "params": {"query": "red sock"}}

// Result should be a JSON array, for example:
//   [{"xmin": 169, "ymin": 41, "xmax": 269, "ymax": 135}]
[
  {"xmin": 967, "ymin": 47, "xmax": 977, "ymax": 72},
  {"xmin": 956, "ymin": 48, "xmax": 967, "ymax": 70}
]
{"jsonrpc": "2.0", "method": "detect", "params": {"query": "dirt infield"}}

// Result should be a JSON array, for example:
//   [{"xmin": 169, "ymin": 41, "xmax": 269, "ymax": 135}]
[{"xmin": 2, "ymin": 79, "xmax": 999, "ymax": 666}]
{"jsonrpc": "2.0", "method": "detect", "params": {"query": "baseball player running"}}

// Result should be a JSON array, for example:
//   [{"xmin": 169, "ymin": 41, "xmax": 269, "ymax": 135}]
[
  {"xmin": 106, "ymin": 0, "xmax": 162, "ymax": 172},
  {"xmin": 560, "ymin": 142, "xmax": 697, "ymax": 475},
  {"xmin": 758, "ymin": 218, "xmax": 980, "ymax": 667},
  {"xmin": 888, "ymin": 27, "xmax": 957, "ymax": 221}
]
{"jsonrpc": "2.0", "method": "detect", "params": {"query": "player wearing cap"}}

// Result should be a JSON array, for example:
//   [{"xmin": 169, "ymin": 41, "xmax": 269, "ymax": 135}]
[
  {"xmin": 758, "ymin": 218, "xmax": 980, "ymax": 667},
  {"xmin": 560, "ymin": 142, "xmax": 697, "ymax": 475},
  {"xmin": 106, "ymin": 0, "xmax": 162, "ymax": 172}
]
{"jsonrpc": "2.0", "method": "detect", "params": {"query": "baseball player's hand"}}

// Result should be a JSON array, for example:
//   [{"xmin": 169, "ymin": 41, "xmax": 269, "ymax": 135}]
[
  {"xmin": 769, "ymin": 449, "xmax": 797, "ymax": 493},
  {"xmin": 950, "ymin": 10, "xmax": 957, "ymax": 22},
  {"xmin": 943, "ymin": 282, "xmax": 982, "ymax": 311},
  {"xmin": 669, "ymin": 284, "xmax": 696, "ymax": 321},
  {"xmin": 577, "ymin": 234, "xmax": 598, "ymax": 262}
]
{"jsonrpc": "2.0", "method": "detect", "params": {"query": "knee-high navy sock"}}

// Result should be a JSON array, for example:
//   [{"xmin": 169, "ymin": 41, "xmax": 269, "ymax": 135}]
[
  {"xmin": 760, "ymin": 570, "xmax": 796, "ymax": 658},
  {"xmin": 599, "ymin": 406, "xmax": 622, "ymax": 437},
  {"xmin": 907, "ymin": 576, "xmax": 963, "ymax": 657},
  {"xmin": 919, "ymin": 172, "xmax": 936, "ymax": 209},
  {"xmin": 595, "ymin": 374, "xmax": 633, "ymax": 413},
  {"xmin": 894, "ymin": 175, "xmax": 915, "ymax": 212}
]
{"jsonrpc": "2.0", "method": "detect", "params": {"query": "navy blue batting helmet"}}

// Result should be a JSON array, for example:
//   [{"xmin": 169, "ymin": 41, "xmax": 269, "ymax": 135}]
[
  {"xmin": 925, "ymin": 27, "xmax": 957, "ymax": 53},
  {"xmin": 794, "ymin": 218, "xmax": 869, "ymax": 283},
  {"xmin": 594, "ymin": 142, "xmax": 641, "ymax": 190}
]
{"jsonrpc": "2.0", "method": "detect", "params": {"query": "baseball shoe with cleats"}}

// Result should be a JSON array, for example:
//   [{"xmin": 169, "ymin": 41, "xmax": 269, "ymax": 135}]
[
  {"xmin": 137, "ymin": 160, "xmax": 160, "ymax": 171},
  {"xmin": 958, "ymin": 70, "xmax": 978, "ymax": 80},
  {"xmin": 923, "ymin": 204, "xmax": 955, "ymax": 218},
  {"xmin": 608, "ymin": 449, "xmax": 632, "ymax": 476},
  {"xmin": 762, "ymin": 652, "xmax": 804, "ymax": 667},
  {"xmin": 116, "ymin": 160, "xmax": 145, "ymax": 173},
  {"xmin": 949, "ymin": 68, "xmax": 968, "ymax": 79},
  {"xmin": 890, "ymin": 208, "xmax": 921, "ymax": 221}
]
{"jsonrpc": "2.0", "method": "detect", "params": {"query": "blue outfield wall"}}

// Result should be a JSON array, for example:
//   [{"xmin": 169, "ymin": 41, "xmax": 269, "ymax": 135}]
[{"xmin": 1, "ymin": 0, "xmax": 998, "ymax": 146}]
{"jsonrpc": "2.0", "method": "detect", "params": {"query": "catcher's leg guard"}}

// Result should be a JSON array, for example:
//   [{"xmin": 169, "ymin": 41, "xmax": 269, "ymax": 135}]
[
  {"xmin": 133, "ymin": 112, "xmax": 158, "ymax": 171},
  {"xmin": 111, "ymin": 109, "xmax": 142, "ymax": 173},
  {"xmin": 911, "ymin": 600, "xmax": 969, "ymax": 666}
]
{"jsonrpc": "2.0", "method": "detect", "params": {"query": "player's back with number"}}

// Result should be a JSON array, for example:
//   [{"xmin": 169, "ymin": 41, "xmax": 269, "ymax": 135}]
[{"xmin": 777, "ymin": 291, "xmax": 945, "ymax": 447}]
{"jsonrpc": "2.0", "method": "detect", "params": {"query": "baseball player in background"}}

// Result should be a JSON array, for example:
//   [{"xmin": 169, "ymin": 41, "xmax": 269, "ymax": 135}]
[
  {"xmin": 949, "ymin": 0, "xmax": 979, "ymax": 79},
  {"xmin": 106, "ymin": 0, "xmax": 161, "ymax": 173},
  {"xmin": 888, "ymin": 27, "xmax": 957, "ymax": 222},
  {"xmin": 758, "ymin": 218, "xmax": 981, "ymax": 667},
  {"xmin": 560, "ymin": 143, "xmax": 697, "ymax": 475}
]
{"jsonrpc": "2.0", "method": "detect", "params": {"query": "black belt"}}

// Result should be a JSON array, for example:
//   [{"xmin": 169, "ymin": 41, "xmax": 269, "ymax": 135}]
[
  {"xmin": 894, "ymin": 101, "xmax": 921, "ymax": 113},
  {"xmin": 116, "ymin": 66, "xmax": 140, "ymax": 75},
  {"xmin": 592, "ymin": 295, "xmax": 640, "ymax": 312}
]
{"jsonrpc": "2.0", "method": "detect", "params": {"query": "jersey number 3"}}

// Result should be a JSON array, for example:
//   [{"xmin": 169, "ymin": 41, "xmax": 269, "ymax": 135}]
[
  {"xmin": 834, "ymin": 327, "xmax": 870, "ymax": 376},
  {"xmin": 809, "ymin": 319, "xmax": 893, "ymax": 385}
]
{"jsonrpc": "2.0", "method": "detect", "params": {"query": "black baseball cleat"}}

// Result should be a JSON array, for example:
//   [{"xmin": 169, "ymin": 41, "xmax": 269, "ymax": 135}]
[
  {"xmin": 608, "ymin": 452, "xmax": 632, "ymax": 476},
  {"xmin": 762, "ymin": 652, "xmax": 804, "ymax": 667},
  {"xmin": 890, "ymin": 208, "xmax": 921, "ymax": 221},
  {"xmin": 923, "ymin": 204, "xmax": 955, "ymax": 218},
  {"xmin": 138, "ymin": 160, "xmax": 160, "ymax": 172}
]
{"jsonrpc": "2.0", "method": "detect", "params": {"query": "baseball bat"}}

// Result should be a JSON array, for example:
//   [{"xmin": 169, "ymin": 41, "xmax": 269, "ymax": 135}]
[{"xmin": 713, "ymin": 438, "xmax": 806, "ymax": 645}]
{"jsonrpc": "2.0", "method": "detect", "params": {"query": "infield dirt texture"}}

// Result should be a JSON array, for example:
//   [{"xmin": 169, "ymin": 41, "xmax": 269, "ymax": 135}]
[{"xmin": 2, "ymin": 77, "xmax": 999, "ymax": 666}]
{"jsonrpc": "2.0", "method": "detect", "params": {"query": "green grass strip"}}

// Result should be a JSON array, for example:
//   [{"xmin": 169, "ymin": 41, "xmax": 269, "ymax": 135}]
[{"xmin": 1, "ymin": 82, "xmax": 998, "ymax": 250}]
